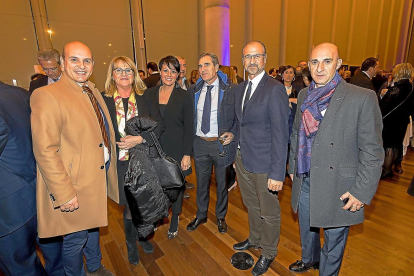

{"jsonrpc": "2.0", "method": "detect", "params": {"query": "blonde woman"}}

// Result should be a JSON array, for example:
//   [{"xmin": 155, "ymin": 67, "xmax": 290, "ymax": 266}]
[
  {"xmin": 102, "ymin": 56, "xmax": 165, "ymax": 265},
  {"xmin": 379, "ymin": 63, "xmax": 414, "ymax": 178}
]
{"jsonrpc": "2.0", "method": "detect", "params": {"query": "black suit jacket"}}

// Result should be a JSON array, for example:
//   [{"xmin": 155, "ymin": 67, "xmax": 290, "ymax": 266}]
[
  {"xmin": 143, "ymin": 73, "xmax": 161, "ymax": 88},
  {"xmin": 350, "ymin": 71, "xmax": 375, "ymax": 91},
  {"xmin": 233, "ymin": 73, "xmax": 289, "ymax": 181},
  {"xmin": 102, "ymin": 91, "xmax": 165, "ymax": 152},
  {"xmin": 146, "ymin": 86, "xmax": 194, "ymax": 175},
  {"xmin": 0, "ymin": 81, "xmax": 37, "ymax": 237},
  {"xmin": 29, "ymin": 75, "xmax": 48, "ymax": 93}
]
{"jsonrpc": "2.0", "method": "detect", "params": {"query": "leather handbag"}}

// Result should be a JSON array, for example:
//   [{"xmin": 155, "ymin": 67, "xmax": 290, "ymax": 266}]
[{"xmin": 150, "ymin": 132, "xmax": 185, "ymax": 189}]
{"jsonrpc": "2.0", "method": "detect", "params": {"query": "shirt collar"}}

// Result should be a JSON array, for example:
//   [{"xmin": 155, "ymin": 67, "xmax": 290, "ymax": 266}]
[
  {"xmin": 362, "ymin": 71, "xmax": 371, "ymax": 79},
  {"xmin": 203, "ymin": 76, "xmax": 220, "ymax": 88},
  {"xmin": 248, "ymin": 70, "xmax": 265, "ymax": 86}
]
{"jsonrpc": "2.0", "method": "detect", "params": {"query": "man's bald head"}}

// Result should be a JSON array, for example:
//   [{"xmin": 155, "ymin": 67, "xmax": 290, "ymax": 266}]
[
  {"xmin": 61, "ymin": 41, "xmax": 94, "ymax": 84},
  {"xmin": 308, "ymin": 43, "xmax": 342, "ymax": 87}
]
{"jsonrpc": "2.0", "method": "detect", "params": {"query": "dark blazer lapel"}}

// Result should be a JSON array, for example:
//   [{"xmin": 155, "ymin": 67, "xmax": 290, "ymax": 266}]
[
  {"xmin": 243, "ymin": 74, "xmax": 268, "ymax": 115},
  {"xmin": 236, "ymin": 81, "xmax": 248, "ymax": 122},
  {"xmin": 316, "ymin": 81, "xmax": 347, "ymax": 136}
]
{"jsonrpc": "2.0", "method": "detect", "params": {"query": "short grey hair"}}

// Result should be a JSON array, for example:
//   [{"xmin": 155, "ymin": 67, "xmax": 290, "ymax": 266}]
[
  {"xmin": 37, "ymin": 48, "xmax": 61, "ymax": 65},
  {"xmin": 198, "ymin": 53, "xmax": 220, "ymax": 66}
]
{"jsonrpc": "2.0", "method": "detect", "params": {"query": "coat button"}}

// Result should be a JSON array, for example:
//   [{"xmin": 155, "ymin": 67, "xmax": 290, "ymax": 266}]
[
  {"xmin": 101, "ymin": 165, "xmax": 104, "ymax": 169},
  {"xmin": 330, "ymin": 142, "xmax": 333, "ymax": 146},
  {"xmin": 99, "ymin": 143, "xmax": 103, "ymax": 147},
  {"xmin": 330, "ymin": 166, "xmax": 333, "ymax": 170}
]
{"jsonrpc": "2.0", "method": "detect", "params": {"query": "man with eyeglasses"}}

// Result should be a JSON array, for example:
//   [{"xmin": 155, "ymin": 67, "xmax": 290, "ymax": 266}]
[
  {"xmin": 288, "ymin": 43, "xmax": 383, "ymax": 275},
  {"xmin": 231, "ymin": 41, "xmax": 289, "ymax": 276},
  {"xmin": 29, "ymin": 48, "xmax": 62, "ymax": 93},
  {"xmin": 31, "ymin": 41, "xmax": 119, "ymax": 276}
]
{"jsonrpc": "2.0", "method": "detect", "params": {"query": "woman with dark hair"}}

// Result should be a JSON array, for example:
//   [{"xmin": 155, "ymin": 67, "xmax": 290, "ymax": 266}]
[
  {"xmin": 301, "ymin": 66, "xmax": 313, "ymax": 87},
  {"xmin": 379, "ymin": 63, "xmax": 414, "ymax": 178},
  {"xmin": 281, "ymin": 65, "xmax": 299, "ymax": 145},
  {"xmin": 102, "ymin": 56, "xmax": 165, "ymax": 265},
  {"xmin": 146, "ymin": 56, "xmax": 194, "ymax": 239}
]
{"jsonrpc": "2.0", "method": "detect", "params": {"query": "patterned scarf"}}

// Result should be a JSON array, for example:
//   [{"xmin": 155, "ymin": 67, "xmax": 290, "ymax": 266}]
[
  {"xmin": 296, "ymin": 72, "xmax": 342, "ymax": 175},
  {"xmin": 114, "ymin": 90, "xmax": 138, "ymax": 160}
]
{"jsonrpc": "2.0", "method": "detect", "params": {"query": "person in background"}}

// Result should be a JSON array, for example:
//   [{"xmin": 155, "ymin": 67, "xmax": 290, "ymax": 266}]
[
  {"xmin": 344, "ymin": 70, "xmax": 351, "ymax": 83},
  {"xmin": 143, "ymin": 62, "xmax": 160, "ymax": 88},
  {"xmin": 146, "ymin": 56, "xmax": 194, "ymax": 239},
  {"xmin": 350, "ymin": 57, "xmax": 380, "ymax": 91},
  {"xmin": 190, "ymin": 69, "xmax": 199, "ymax": 85},
  {"xmin": 301, "ymin": 66, "xmax": 313, "ymax": 87},
  {"xmin": 379, "ymin": 63, "xmax": 414, "ymax": 179},
  {"xmin": 231, "ymin": 65, "xmax": 244, "ymax": 84},
  {"xmin": 102, "ymin": 56, "xmax": 164, "ymax": 265},
  {"xmin": 176, "ymin": 56, "xmax": 189, "ymax": 90},
  {"xmin": 138, "ymin": 69, "xmax": 145, "ymax": 80},
  {"xmin": 29, "ymin": 48, "xmax": 62, "ymax": 93},
  {"xmin": 269, "ymin": 68, "xmax": 277, "ymax": 78}
]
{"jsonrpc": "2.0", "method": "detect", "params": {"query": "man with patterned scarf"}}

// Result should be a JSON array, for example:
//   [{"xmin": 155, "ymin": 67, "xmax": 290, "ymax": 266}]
[{"xmin": 288, "ymin": 43, "xmax": 384, "ymax": 275}]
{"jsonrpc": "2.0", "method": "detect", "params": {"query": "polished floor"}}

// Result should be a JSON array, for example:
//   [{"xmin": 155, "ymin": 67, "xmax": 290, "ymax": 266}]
[
  {"xmin": 11, "ymin": 148, "xmax": 413, "ymax": 276},
  {"xmin": 94, "ymin": 148, "xmax": 414, "ymax": 276}
]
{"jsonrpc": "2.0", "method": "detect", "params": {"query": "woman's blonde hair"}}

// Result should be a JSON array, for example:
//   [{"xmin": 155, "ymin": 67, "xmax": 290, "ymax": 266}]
[
  {"xmin": 392, "ymin": 63, "xmax": 414, "ymax": 83},
  {"xmin": 104, "ymin": 56, "xmax": 146, "ymax": 97},
  {"xmin": 219, "ymin": 65, "xmax": 237, "ymax": 84}
]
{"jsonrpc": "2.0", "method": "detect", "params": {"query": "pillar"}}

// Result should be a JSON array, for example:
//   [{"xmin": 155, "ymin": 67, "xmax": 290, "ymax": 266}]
[{"xmin": 204, "ymin": 0, "xmax": 230, "ymax": 65}]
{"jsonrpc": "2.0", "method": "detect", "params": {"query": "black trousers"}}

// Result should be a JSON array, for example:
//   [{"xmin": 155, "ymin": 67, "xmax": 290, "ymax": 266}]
[{"xmin": 193, "ymin": 137, "xmax": 228, "ymax": 220}]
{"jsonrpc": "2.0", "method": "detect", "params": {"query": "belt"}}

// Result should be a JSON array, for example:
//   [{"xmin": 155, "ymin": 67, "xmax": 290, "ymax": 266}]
[{"xmin": 198, "ymin": 136, "xmax": 218, "ymax": 142}]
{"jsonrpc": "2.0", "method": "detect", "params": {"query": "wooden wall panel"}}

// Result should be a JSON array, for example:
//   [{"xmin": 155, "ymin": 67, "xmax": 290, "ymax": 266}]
[
  {"xmin": 312, "ymin": 0, "xmax": 334, "ymax": 46},
  {"xmin": 333, "ymin": 0, "xmax": 353, "ymax": 63}
]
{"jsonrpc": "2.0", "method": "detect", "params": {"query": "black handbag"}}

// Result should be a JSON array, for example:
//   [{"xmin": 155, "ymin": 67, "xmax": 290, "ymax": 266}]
[{"xmin": 150, "ymin": 132, "xmax": 185, "ymax": 190}]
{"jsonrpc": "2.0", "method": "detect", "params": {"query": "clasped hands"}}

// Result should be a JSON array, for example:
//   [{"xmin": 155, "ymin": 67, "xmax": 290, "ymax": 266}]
[{"xmin": 117, "ymin": 135, "xmax": 143, "ymax": 150}]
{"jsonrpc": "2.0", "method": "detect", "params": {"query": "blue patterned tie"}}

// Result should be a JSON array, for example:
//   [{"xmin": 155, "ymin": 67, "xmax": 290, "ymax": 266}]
[{"xmin": 201, "ymin": 85, "xmax": 214, "ymax": 134}]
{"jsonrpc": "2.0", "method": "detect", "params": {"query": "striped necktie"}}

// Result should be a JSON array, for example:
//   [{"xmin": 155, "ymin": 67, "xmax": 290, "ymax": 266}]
[{"xmin": 82, "ymin": 86, "xmax": 111, "ymax": 153}]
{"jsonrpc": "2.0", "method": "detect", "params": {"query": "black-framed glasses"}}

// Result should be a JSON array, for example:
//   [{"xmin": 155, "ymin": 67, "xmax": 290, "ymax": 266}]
[
  {"xmin": 113, "ymin": 68, "xmax": 134, "ymax": 75},
  {"xmin": 243, "ymin": 54, "xmax": 266, "ymax": 61}
]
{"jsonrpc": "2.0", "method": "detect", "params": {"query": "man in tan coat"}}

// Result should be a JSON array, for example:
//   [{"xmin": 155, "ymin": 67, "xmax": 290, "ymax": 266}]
[{"xmin": 31, "ymin": 41, "xmax": 119, "ymax": 276}]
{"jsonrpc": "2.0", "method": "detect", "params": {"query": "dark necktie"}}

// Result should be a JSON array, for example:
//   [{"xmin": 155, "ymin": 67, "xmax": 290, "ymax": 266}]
[
  {"xmin": 83, "ymin": 86, "xmax": 111, "ymax": 153},
  {"xmin": 201, "ymin": 85, "xmax": 214, "ymax": 134},
  {"xmin": 243, "ymin": 81, "xmax": 253, "ymax": 111}
]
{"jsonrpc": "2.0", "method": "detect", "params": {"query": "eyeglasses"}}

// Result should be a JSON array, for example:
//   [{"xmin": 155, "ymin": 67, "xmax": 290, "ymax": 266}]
[
  {"xmin": 42, "ymin": 67, "xmax": 59, "ymax": 72},
  {"xmin": 243, "ymin": 54, "xmax": 266, "ymax": 61},
  {"xmin": 113, "ymin": 68, "xmax": 133, "ymax": 75}
]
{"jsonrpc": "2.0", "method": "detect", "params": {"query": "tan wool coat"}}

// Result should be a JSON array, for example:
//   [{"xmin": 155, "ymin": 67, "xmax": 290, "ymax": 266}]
[{"xmin": 31, "ymin": 72, "xmax": 119, "ymax": 238}]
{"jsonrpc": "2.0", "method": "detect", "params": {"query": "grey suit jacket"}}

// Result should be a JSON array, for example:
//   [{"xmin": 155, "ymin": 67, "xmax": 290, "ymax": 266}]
[{"xmin": 289, "ymin": 81, "xmax": 384, "ymax": 228}]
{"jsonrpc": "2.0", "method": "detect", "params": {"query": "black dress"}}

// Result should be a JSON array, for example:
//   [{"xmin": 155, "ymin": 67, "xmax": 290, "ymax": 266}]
[{"xmin": 379, "ymin": 79, "xmax": 414, "ymax": 148}]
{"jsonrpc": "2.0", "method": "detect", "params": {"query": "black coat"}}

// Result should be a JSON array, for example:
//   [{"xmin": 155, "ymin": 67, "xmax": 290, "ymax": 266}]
[
  {"xmin": 102, "ymin": 91, "xmax": 165, "ymax": 205},
  {"xmin": 350, "ymin": 71, "xmax": 375, "ymax": 91},
  {"xmin": 143, "ymin": 73, "xmax": 160, "ymax": 88},
  {"xmin": 146, "ymin": 85, "xmax": 194, "ymax": 176},
  {"xmin": 379, "ymin": 79, "xmax": 414, "ymax": 148},
  {"xmin": 124, "ymin": 117, "xmax": 170, "ymax": 238},
  {"xmin": 29, "ymin": 75, "xmax": 48, "ymax": 93}
]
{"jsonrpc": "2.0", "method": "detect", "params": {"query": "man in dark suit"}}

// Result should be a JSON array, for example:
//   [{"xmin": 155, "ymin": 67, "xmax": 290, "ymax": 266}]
[
  {"xmin": 232, "ymin": 65, "xmax": 244, "ymax": 84},
  {"xmin": 143, "ymin": 61, "xmax": 160, "ymax": 88},
  {"xmin": 231, "ymin": 41, "xmax": 289, "ymax": 276},
  {"xmin": 288, "ymin": 43, "xmax": 383, "ymax": 275},
  {"xmin": 350, "ymin": 57, "xmax": 380, "ymax": 91},
  {"xmin": 186, "ymin": 52, "xmax": 236, "ymax": 234},
  {"xmin": 29, "ymin": 48, "xmax": 62, "ymax": 93},
  {"xmin": 0, "ymin": 82, "xmax": 64, "ymax": 275},
  {"xmin": 275, "ymin": 65, "xmax": 285, "ymax": 83}
]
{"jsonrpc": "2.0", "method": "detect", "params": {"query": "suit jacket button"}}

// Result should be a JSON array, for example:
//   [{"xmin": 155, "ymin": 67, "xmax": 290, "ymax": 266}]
[
  {"xmin": 330, "ymin": 166, "xmax": 333, "ymax": 170},
  {"xmin": 330, "ymin": 142, "xmax": 333, "ymax": 146},
  {"xmin": 99, "ymin": 143, "xmax": 103, "ymax": 147},
  {"xmin": 101, "ymin": 165, "xmax": 104, "ymax": 169}
]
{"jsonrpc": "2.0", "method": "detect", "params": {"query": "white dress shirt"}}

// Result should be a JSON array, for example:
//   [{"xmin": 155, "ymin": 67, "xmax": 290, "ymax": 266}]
[
  {"xmin": 242, "ymin": 70, "xmax": 265, "ymax": 111},
  {"xmin": 196, "ymin": 77, "xmax": 220, "ymax": 137}
]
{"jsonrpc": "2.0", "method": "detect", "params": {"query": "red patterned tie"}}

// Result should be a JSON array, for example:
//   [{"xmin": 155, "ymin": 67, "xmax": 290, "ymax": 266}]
[{"xmin": 82, "ymin": 86, "xmax": 111, "ymax": 154}]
